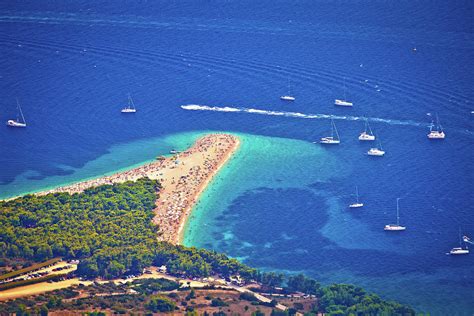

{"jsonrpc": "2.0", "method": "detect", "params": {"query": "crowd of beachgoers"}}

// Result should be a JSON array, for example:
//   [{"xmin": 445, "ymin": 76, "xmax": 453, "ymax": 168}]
[
  {"xmin": 37, "ymin": 134, "xmax": 240, "ymax": 244},
  {"xmin": 37, "ymin": 159, "xmax": 169, "ymax": 196},
  {"xmin": 154, "ymin": 134, "xmax": 239, "ymax": 244}
]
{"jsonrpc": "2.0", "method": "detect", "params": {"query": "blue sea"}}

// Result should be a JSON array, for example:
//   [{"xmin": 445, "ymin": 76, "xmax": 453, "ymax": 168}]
[{"xmin": 0, "ymin": 1, "xmax": 473, "ymax": 314}]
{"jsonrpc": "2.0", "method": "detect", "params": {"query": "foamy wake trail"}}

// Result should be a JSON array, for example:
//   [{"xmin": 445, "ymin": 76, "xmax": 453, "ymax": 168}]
[{"xmin": 181, "ymin": 104, "xmax": 424, "ymax": 127}]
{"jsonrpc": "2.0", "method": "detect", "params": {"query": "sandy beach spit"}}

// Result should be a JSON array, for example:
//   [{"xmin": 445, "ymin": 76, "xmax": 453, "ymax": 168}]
[{"xmin": 36, "ymin": 134, "xmax": 240, "ymax": 244}]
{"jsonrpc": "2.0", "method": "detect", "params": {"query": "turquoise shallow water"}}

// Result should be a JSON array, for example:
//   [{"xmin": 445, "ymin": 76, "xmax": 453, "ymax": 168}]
[
  {"xmin": 1, "ymin": 130, "xmax": 473, "ymax": 314},
  {"xmin": 182, "ymin": 133, "xmax": 343, "ymax": 248},
  {"xmin": 0, "ymin": 131, "xmax": 206, "ymax": 200},
  {"xmin": 1, "ymin": 1, "xmax": 473, "ymax": 314},
  {"xmin": 182, "ymin": 133, "xmax": 473, "ymax": 315}
]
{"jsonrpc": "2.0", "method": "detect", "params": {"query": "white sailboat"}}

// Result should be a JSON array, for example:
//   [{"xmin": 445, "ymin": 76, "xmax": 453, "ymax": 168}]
[
  {"xmin": 335, "ymin": 77, "xmax": 353, "ymax": 107},
  {"xmin": 320, "ymin": 119, "xmax": 340, "ymax": 144},
  {"xmin": 349, "ymin": 186, "xmax": 364, "ymax": 208},
  {"xmin": 280, "ymin": 95, "xmax": 295, "ymax": 101},
  {"xmin": 384, "ymin": 198, "xmax": 406, "ymax": 231},
  {"xmin": 367, "ymin": 137, "xmax": 385, "ymax": 156},
  {"xmin": 280, "ymin": 78, "xmax": 295, "ymax": 101},
  {"xmin": 449, "ymin": 229, "xmax": 469, "ymax": 255},
  {"xmin": 121, "ymin": 94, "xmax": 137, "ymax": 113},
  {"xmin": 359, "ymin": 119, "xmax": 375, "ymax": 141},
  {"xmin": 335, "ymin": 99, "xmax": 353, "ymax": 106},
  {"xmin": 7, "ymin": 99, "xmax": 27, "ymax": 128},
  {"xmin": 427, "ymin": 114, "xmax": 445, "ymax": 139}
]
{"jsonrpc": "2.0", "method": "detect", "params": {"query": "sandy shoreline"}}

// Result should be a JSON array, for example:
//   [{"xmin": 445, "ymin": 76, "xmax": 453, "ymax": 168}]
[
  {"xmin": 32, "ymin": 133, "xmax": 239, "ymax": 244},
  {"xmin": 176, "ymin": 137, "xmax": 240, "ymax": 244},
  {"xmin": 153, "ymin": 134, "xmax": 240, "ymax": 244}
]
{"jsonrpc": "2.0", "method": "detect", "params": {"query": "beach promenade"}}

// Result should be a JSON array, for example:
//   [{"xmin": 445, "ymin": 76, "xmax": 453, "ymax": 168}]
[{"xmin": 38, "ymin": 134, "xmax": 240, "ymax": 244}]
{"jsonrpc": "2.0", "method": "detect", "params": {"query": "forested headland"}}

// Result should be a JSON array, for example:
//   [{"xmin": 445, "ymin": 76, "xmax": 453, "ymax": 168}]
[
  {"xmin": 0, "ymin": 178, "xmax": 255, "ymax": 280},
  {"xmin": 0, "ymin": 177, "xmax": 415, "ymax": 314}
]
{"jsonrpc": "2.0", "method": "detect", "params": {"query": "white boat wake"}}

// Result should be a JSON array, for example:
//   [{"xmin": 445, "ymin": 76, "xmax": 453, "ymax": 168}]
[{"xmin": 181, "ymin": 104, "xmax": 425, "ymax": 127}]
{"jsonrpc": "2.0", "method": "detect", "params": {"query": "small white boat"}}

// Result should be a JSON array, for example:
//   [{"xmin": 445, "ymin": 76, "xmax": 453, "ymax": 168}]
[
  {"xmin": 7, "ymin": 120, "xmax": 27, "ymax": 127},
  {"xmin": 427, "ymin": 114, "xmax": 445, "ymax": 139},
  {"xmin": 335, "ymin": 99, "xmax": 353, "ymax": 107},
  {"xmin": 320, "ymin": 136, "xmax": 340, "ymax": 144},
  {"xmin": 7, "ymin": 99, "xmax": 27, "ymax": 128},
  {"xmin": 384, "ymin": 198, "xmax": 406, "ymax": 231},
  {"xmin": 334, "ymin": 77, "xmax": 353, "ymax": 107},
  {"xmin": 367, "ymin": 148, "xmax": 385, "ymax": 156},
  {"xmin": 280, "ymin": 95, "xmax": 295, "ymax": 101},
  {"xmin": 280, "ymin": 78, "xmax": 295, "ymax": 101},
  {"xmin": 349, "ymin": 186, "xmax": 364, "ymax": 208},
  {"xmin": 384, "ymin": 224, "xmax": 406, "ymax": 231},
  {"xmin": 359, "ymin": 119, "xmax": 375, "ymax": 141},
  {"xmin": 428, "ymin": 130, "xmax": 445, "ymax": 139},
  {"xmin": 121, "ymin": 94, "xmax": 137, "ymax": 113},
  {"xmin": 367, "ymin": 138, "xmax": 385, "ymax": 156},
  {"xmin": 450, "ymin": 248, "xmax": 469, "ymax": 255},
  {"xmin": 320, "ymin": 119, "xmax": 340, "ymax": 144},
  {"xmin": 448, "ymin": 229, "xmax": 470, "ymax": 255}
]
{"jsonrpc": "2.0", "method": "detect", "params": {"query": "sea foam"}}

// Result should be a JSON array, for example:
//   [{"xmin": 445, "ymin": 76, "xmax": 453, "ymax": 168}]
[{"xmin": 181, "ymin": 104, "xmax": 425, "ymax": 127}]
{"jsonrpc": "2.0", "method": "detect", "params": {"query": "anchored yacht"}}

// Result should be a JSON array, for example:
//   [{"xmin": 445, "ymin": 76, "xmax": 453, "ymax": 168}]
[
  {"xmin": 384, "ymin": 198, "xmax": 406, "ymax": 231},
  {"xmin": 359, "ymin": 119, "xmax": 375, "ymax": 141},
  {"xmin": 449, "ymin": 229, "xmax": 469, "ymax": 255},
  {"xmin": 349, "ymin": 186, "xmax": 364, "ymax": 208},
  {"xmin": 121, "ymin": 94, "xmax": 137, "ymax": 113},
  {"xmin": 427, "ymin": 114, "xmax": 445, "ymax": 139},
  {"xmin": 335, "ymin": 77, "xmax": 353, "ymax": 107},
  {"xmin": 367, "ymin": 148, "xmax": 385, "ymax": 156},
  {"xmin": 367, "ymin": 137, "xmax": 385, "ymax": 156},
  {"xmin": 280, "ymin": 78, "xmax": 295, "ymax": 101},
  {"xmin": 7, "ymin": 99, "xmax": 27, "ymax": 128},
  {"xmin": 320, "ymin": 119, "xmax": 340, "ymax": 144},
  {"xmin": 280, "ymin": 95, "xmax": 295, "ymax": 101}
]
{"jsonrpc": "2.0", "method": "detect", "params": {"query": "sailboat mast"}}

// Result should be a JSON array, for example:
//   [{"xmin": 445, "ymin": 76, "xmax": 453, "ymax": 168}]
[
  {"xmin": 16, "ymin": 103, "xmax": 20, "ymax": 122},
  {"xmin": 16, "ymin": 98, "xmax": 26, "ymax": 124},
  {"xmin": 331, "ymin": 118, "xmax": 334, "ymax": 138},
  {"xmin": 367, "ymin": 120, "xmax": 374, "ymax": 135},
  {"xmin": 436, "ymin": 113, "xmax": 443, "ymax": 131},
  {"xmin": 128, "ymin": 94, "xmax": 136, "ymax": 110},
  {"xmin": 396, "ymin": 198, "xmax": 400, "ymax": 225},
  {"xmin": 343, "ymin": 77, "xmax": 346, "ymax": 100},
  {"xmin": 355, "ymin": 186, "xmax": 359, "ymax": 203},
  {"xmin": 333, "ymin": 119, "xmax": 340, "ymax": 140}
]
